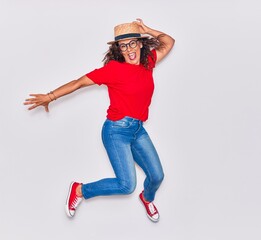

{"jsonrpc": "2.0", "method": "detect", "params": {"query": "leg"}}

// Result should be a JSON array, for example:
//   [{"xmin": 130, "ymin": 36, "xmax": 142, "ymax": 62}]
[
  {"xmin": 131, "ymin": 126, "xmax": 164, "ymax": 202},
  {"xmin": 81, "ymin": 119, "xmax": 137, "ymax": 199}
]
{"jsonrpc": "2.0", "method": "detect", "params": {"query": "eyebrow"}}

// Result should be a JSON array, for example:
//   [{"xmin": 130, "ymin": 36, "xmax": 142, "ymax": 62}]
[{"xmin": 118, "ymin": 39, "xmax": 138, "ymax": 45}]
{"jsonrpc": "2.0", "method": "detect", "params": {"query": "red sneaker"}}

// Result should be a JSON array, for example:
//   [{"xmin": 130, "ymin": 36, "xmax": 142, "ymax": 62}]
[
  {"xmin": 65, "ymin": 182, "xmax": 83, "ymax": 217},
  {"xmin": 139, "ymin": 191, "xmax": 160, "ymax": 222}
]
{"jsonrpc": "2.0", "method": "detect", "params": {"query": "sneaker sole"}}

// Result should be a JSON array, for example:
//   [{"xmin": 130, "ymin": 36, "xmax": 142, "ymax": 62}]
[
  {"xmin": 139, "ymin": 196, "xmax": 160, "ymax": 223},
  {"xmin": 65, "ymin": 182, "xmax": 75, "ymax": 218}
]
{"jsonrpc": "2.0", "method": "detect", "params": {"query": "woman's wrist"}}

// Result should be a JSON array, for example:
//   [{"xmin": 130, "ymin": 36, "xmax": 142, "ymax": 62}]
[
  {"xmin": 46, "ymin": 91, "xmax": 57, "ymax": 102},
  {"xmin": 47, "ymin": 93, "xmax": 53, "ymax": 102},
  {"xmin": 47, "ymin": 91, "xmax": 57, "ymax": 102},
  {"xmin": 49, "ymin": 91, "xmax": 57, "ymax": 100}
]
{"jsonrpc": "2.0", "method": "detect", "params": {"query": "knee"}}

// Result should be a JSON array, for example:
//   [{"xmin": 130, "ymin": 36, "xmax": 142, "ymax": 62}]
[
  {"xmin": 119, "ymin": 180, "xmax": 136, "ymax": 195},
  {"xmin": 151, "ymin": 171, "xmax": 164, "ymax": 186}
]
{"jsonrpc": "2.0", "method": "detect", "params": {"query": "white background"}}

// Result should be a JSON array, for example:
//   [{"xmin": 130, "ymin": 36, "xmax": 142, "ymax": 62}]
[{"xmin": 1, "ymin": 0, "xmax": 261, "ymax": 239}]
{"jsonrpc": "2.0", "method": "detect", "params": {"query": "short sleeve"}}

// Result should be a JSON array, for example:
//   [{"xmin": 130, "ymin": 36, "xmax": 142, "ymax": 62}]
[
  {"xmin": 148, "ymin": 49, "xmax": 157, "ymax": 69},
  {"xmin": 86, "ymin": 61, "xmax": 117, "ymax": 86}
]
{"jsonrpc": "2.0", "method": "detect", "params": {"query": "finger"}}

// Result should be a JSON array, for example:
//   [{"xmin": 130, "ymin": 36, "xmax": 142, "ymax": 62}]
[
  {"xmin": 24, "ymin": 100, "xmax": 40, "ymax": 106},
  {"xmin": 28, "ymin": 104, "xmax": 37, "ymax": 111},
  {"xmin": 24, "ymin": 100, "xmax": 38, "ymax": 106},
  {"xmin": 24, "ymin": 101, "xmax": 33, "ymax": 105},
  {"xmin": 133, "ymin": 19, "xmax": 141, "ymax": 25},
  {"xmin": 44, "ymin": 105, "xmax": 49, "ymax": 112},
  {"xmin": 29, "ymin": 94, "xmax": 40, "ymax": 97},
  {"xmin": 25, "ymin": 98, "xmax": 37, "ymax": 102},
  {"xmin": 136, "ymin": 18, "xmax": 145, "ymax": 26}
]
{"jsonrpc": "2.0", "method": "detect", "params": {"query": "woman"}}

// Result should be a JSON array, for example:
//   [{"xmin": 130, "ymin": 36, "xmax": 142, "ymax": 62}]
[{"xmin": 24, "ymin": 19, "xmax": 175, "ymax": 222}]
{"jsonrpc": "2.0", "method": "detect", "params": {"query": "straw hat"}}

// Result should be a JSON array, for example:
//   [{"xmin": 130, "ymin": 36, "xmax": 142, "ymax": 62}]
[{"xmin": 107, "ymin": 22, "xmax": 148, "ymax": 44}]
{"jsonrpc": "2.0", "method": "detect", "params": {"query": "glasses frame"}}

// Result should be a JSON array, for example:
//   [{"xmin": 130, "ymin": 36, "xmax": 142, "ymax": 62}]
[{"xmin": 118, "ymin": 39, "xmax": 139, "ymax": 52}]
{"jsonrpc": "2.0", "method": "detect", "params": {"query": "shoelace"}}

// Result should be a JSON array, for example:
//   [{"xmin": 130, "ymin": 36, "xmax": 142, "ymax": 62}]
[
  {"xmin": 70, "ymin": 196, "xmax": 82, "ymax": 210},
  {"xmin": 148, "ymin": 202, "xmax": 157, "ymax": 214}
]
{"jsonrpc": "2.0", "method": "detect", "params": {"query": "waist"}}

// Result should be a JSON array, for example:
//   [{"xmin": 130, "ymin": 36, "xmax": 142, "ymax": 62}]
[{"xmin": 107, "ymin": 116, "xmax": 143, "ymax": 123}]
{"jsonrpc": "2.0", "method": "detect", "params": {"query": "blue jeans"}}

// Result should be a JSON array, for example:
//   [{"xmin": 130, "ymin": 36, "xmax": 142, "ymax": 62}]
[{"xmin": 81, "ymin": 116, "xmax": 164, "ymax": 202}]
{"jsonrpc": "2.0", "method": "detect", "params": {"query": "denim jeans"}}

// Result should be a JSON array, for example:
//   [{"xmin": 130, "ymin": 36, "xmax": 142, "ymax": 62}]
[{"xmin": 81, "ymin": 116, "xmax": 164, "ymax": 202}]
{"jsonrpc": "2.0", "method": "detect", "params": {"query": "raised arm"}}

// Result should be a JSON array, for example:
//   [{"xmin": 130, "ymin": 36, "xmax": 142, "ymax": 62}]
[
  {"xmin": 24, "ymin": 75, "xmax": 94, "ymax": 112},
  {"xmin": 135, "ymin": 18, "xmax": 175, "ymax": 63}
]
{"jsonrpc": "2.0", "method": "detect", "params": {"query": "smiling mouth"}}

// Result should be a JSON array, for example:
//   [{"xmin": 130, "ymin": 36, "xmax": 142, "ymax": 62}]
[{"xmin": 128, "ymin": 52, "xmax": 136, "ymax": 60}]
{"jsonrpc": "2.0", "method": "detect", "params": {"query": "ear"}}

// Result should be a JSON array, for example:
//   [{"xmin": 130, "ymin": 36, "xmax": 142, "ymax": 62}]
[{"xmin": 139, "ymin": 42, "xmax": 143, "ymax": 48}]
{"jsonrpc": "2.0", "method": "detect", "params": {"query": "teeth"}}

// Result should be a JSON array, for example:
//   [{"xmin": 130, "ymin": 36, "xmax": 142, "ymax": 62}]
[{"xmin": 128, "ymin": 52, "xmax": 136, "ymax": 60}]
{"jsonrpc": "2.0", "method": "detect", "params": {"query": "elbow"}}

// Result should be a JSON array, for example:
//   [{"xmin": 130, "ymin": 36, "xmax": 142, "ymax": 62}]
[
  {"xmin": 164, "ymin": 37, "xmax": 175, "ymax": 53},
  {"xmin": 170, "ymin": 37, "xmax": 175, "ymax": 49},
  {"xmin": 160, "ymin": 34, "xmax": 175, "ymax": 52}
]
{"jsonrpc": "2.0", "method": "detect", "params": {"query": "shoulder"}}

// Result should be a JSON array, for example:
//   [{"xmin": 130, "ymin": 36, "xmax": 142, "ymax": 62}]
[
  {"xmin": 150, "ymin": 49, "xmax": 157, "ymax": 62},
  {"xmin": 147, "ymin": 49, "xmax": 157, "ymax": 69},
  {"xmin": 105, "ymin": 60, "xmax": 122, "ymax": 67}
]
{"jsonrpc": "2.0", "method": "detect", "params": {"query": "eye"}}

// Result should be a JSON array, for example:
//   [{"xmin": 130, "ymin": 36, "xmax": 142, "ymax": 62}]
[
  {"xmin": 129, "ymin": 40, "xmax": 137, "ymax": 48},
  {"xmin": 119, "ymin": 44, "xmax": 127, "ymax": 51}
]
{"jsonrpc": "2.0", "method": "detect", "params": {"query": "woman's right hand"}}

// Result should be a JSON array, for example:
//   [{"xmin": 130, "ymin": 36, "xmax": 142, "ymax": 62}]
[
  {"xmin": 24, "ymin": 76, "xmax": 95, "ymax": 112},
  {"xmin": 24, "ymin": 94, "xmax": 52, "ymax": 112}
]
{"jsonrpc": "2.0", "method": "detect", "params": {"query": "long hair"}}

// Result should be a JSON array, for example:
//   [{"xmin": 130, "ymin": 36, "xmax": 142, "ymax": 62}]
[{"xmin": 103, "ymin": 34, "xmax": 166, "ymax": 69}]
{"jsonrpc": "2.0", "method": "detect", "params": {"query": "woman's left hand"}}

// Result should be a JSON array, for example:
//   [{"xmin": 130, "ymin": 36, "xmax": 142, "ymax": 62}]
[
  {"xmin": 134, "ymin": 18, "xmax": 151, "ymax": 35},
  {"xmin": 135, "ymin": 18, "xmax": 175, "ymax": 64}
]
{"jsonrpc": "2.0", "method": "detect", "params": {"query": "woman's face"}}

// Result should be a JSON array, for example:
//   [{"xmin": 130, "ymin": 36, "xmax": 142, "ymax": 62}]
[{"xmin": 118, "ymin": 39, "xmax": 143, "ymax": 65}]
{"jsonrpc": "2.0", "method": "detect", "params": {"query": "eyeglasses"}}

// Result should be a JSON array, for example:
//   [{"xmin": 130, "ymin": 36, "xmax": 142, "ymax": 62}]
[{"xmin": 118, "ymin": 40, "xmax": 138, "ymax": 52}]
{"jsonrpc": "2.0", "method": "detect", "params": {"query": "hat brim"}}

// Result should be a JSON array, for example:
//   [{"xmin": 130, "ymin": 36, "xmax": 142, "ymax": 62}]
[{"xmin": 107, "ymin": 36, "xmax": 149, "ymax": 45}]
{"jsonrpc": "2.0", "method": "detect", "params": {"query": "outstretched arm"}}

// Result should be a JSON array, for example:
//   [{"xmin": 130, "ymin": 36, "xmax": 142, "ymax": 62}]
[
  {"xmin": 24, "ymin": 75, "xmax": 94, "ymax": 112},
  {"xmin": 135, "ymin": 18, "xmax": 175, "ymax": 63}
]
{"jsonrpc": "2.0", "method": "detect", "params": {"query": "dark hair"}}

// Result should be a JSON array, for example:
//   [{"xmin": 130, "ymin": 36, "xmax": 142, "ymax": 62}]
[{"xmin": 103, "ymin": 34, "xmax": 166, "ymax": 69}]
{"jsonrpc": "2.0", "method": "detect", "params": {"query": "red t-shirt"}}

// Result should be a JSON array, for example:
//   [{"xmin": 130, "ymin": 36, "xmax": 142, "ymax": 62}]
[{"xmin": 86, "ymin": 49, "xmax": 157, "ymax": 121}]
